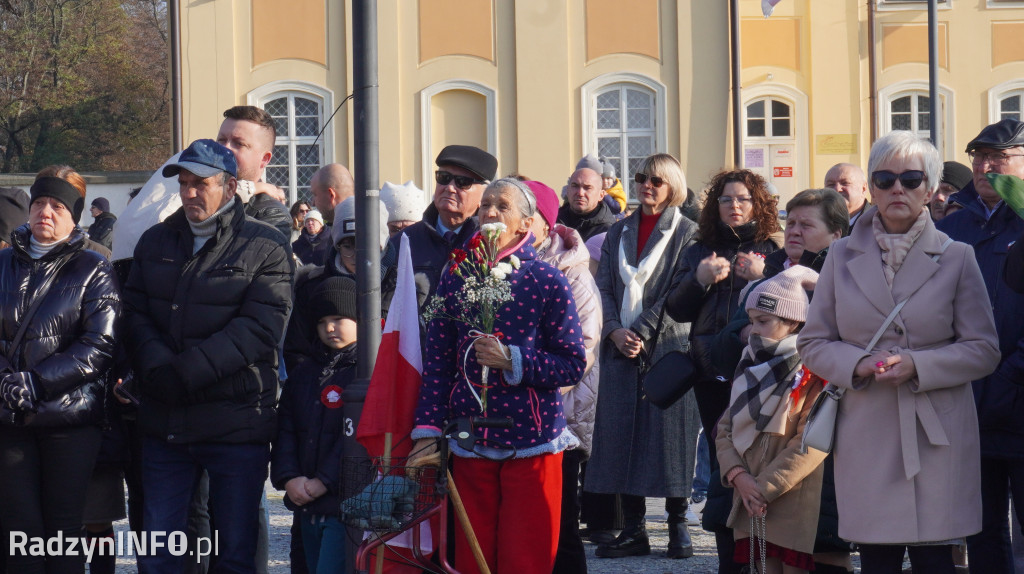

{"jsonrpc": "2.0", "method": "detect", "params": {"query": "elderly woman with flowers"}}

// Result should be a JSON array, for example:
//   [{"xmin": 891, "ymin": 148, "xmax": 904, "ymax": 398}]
[{"xmin": 411, "ymin": 178, "xmax": 586, "ymax": 574}]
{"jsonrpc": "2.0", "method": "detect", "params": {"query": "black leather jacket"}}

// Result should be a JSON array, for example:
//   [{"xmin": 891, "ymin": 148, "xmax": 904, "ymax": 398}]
[
  {"xmin": 0, "ymin": 225, "xmax": 120, "ymax": 427},
  {"xmin": 246, "ymin": 192, "xmax": 293, "ymax": 242},
  {"xmin": 124, "ymin": 199, "xmax": 294, "ymax": 444}
]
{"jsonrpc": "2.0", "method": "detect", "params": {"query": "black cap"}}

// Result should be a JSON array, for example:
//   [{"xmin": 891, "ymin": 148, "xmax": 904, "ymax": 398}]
[
  {"xmin": 965, "ymin": 118, "xmax": 1024, "ymax": 152},
  {"xmin": 312, "ymin": 276, "xmax": 357, "ymax": 322},
  {"xmin": 941, "ymin": 161, "xmax": 973, "ymax": 191},
  {"xmin": 91, "ymin": 197, "xmax": 110, "ymax": 212},
  {"xmin": 435, "ymin": 145, "xmax": 498, "ymax": 181},
  {"xmin": 0, "ymin": 187, "xmax": 29, "ymax": 243}
]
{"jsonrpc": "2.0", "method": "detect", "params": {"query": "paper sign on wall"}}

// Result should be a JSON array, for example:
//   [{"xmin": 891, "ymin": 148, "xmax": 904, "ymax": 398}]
[{"xmin": 745, "ymin": 148, "xmax": 765, "ymax": 168}]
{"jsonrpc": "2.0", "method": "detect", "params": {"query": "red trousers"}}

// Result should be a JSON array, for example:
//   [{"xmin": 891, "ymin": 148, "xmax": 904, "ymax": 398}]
[{"xmin": 453, "ymin": 452, "xmax": 563, "ymax": 574}]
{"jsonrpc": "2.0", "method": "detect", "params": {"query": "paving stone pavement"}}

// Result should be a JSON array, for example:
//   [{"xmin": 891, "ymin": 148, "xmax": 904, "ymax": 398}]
[{"xmin": 110, "ymin": 484, "xmax": 868, "ymax": 573}]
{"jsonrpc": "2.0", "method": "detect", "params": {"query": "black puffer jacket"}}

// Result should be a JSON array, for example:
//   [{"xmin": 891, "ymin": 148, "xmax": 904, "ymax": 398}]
[
  {"xmin": 0, "ymin": 225, "xmax": 120, "ymax": 427},
  {"xmin": 665, "ymin": 221, "xmax": 781, "ymax": 382},
  {"xmin": 246, "ymin": 192, "xmax": 293, "ymax": 242},
  {"xmin": 87, "ymin": 211, "xmax": 117, "ymax": 251},
  {"xmin": 124, "ymin": 199, "xmax": 294, "ymax": 444}
]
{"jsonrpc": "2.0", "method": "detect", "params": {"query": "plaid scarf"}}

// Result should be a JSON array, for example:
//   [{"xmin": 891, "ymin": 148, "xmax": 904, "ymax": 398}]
[{"xmin": 728, "ymin": 334, "xmax": 802, "ymax": 457}]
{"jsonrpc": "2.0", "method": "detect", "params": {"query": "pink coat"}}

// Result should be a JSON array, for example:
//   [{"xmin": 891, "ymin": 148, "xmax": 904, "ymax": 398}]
[{"xmin": 797, "ymin": 208, "xmax": 1000, "ymax": 544}]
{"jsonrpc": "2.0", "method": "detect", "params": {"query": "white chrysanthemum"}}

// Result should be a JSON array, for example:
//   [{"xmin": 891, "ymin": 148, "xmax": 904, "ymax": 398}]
[
  {"xmin": 491, "ymin": 268, "xmax": 507, "ymax": 281},
  {"xmin": 495, "ymin": 262, "xmax": 513, "ymax": 276},
  {"xmin": 509, "ymin": 255, "xmax": 521, "ymax": 269}
]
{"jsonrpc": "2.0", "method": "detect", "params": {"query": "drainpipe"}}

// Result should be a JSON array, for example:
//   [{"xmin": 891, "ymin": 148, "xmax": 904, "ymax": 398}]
[
  {"xmin": 730, "ymin": 0, "xmax": 743, "ymax": 167},
  {"xmin": 868, "ymin": 0, "xmax": 877, "ymax": 144},
  {"xmin": 928, "ymin": 0, "xmax": 940, "ymax": 155},
  {"xmin": 169, "ymin": 0, "xmax": 183, "ymax": 152}
]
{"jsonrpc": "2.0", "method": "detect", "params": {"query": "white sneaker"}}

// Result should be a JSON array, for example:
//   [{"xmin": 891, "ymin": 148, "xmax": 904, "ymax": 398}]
[{"xmin": 685, "ymin": 506, "xmax": 700, "ymax": 526}]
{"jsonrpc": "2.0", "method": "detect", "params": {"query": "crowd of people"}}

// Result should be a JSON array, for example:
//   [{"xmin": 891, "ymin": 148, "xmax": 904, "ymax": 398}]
[{"xmin": 0, "ymin": 106, "xmax": 1023, "ymax": 574}]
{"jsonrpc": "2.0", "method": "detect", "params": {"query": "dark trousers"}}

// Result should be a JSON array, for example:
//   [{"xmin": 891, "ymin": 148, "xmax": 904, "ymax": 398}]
[
  {"xmin": 693, "ymin": 378, "xmax": 732, "ymax": 462},
  {"xmin": 967, "ymin": 456, "xmax": 1024, "ymax": 574},
  {"xmin": 0, "ymin": 424, "xmax": 102, "ymax": 574},
  {"xmin": 552, "ymin": 448, "xmax": 587, "ymax": 574},
  {"xmin": 859, "ymin": 543, "xmax": 955, "ymax": 574},
  {"xmin": 140, "ymin": 436, "xmax": 269, "ymax": 574},
  {"xmin": 619, "ymin": 494, "xmax": 688, "ymax": 526}
]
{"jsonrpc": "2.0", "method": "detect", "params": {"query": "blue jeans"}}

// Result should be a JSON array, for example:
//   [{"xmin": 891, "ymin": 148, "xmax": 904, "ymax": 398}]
[
  {"xmin": 966, "ymin": 456, "xmax": 1024, "ymax": 574},
  {"xmin": 692, "ymin": 428, "xmax": 710, "ymax": 498},
  {"xmin": 140, "ymin": 437, "xmax": 270, "ymax": 574},
  {"xmin": 298, "ymin": 515, "xmax": 347, "ymax": 574}
]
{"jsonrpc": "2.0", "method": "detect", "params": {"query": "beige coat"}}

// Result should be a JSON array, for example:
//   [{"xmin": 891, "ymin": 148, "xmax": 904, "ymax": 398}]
[
  {"xmin": 797, "ymin": 207, "xmax": 1000, "ymax": 544},
  {"xmin": 717, "ymin": 376, "xmax": 826, "ymax": 554}
]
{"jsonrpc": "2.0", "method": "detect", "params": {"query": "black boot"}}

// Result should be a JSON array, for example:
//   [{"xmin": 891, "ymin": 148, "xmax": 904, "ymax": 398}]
[
  {"xmin": 665, "ymin": 496, "xmax": 694, "ymax": 559},
  {"xmin": 595, "ymin": 495, "xmax": 650, "ymax": 558},
  {"xmin": 666, "ymin": 521, "xmax": 694, "ymax": 558},
  {"xmin": 594, "ymin": 523, "xmax": 650, "ymax": 558}
]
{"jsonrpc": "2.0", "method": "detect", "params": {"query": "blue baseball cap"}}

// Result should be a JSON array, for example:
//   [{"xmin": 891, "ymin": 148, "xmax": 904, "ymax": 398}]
[{"xmin": 162, "ymin": 139, "xmax": 238, "ymax": 179}]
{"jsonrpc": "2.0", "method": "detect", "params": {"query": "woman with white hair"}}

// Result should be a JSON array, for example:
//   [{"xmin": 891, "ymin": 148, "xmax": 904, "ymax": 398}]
[{"xmin": 798, "ymin": 131, "xmax": 1000, "ymax": 574}]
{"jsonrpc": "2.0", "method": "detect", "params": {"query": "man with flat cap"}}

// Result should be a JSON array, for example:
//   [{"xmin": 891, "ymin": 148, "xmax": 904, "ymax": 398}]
[
  {"xmin": 937, "ymin": 118, "xmax": 1024, "ymax": 574},
  {"xmin": 123, "ymin": 139, "xmax": 294, "ymax": 574},
  {"xmin": 394, "ymin": 144, "xmax": 498, "ymax": 306}
]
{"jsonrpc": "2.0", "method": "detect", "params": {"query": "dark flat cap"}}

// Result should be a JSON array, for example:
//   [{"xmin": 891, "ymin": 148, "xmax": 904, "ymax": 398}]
[
  {"xmin": 0, "ymin": 187, "xmax": 29, "ymax": 243},
  {"xmin": 941, "ymin": 161, "xmax": 973, "ymax": 191},
  {"xmin": 966, "ymin": 118, "xmax": 1024, "ymax": 152},
  {"xmin": 435, "ymin": 145, "xmax": 497, "ymax": 181}
]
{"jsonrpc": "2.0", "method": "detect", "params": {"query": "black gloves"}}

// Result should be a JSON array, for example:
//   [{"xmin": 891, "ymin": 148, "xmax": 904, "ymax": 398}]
[
  {"xmin": 0, "ymin": 372, "xmax": 38, "ymax": 412},
  {"xmin": 145, "ymin": 364, "xmax": 186, "ymax": 406}
]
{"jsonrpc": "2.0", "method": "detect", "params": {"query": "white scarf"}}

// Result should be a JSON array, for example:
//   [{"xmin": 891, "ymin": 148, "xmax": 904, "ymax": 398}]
[{"xmin": 617, "ymin": 208, "xmax": 680, "ymax": 327}]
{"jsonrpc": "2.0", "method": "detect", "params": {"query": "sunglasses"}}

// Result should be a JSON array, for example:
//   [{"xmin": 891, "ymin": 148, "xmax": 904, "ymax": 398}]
[
  {"xmin": 871, "ymin": 170, "xmax": 925, "ymax": 191},
  {"xmin": 435, "ymin": 170, "xmax": 487, "ymax": 190},
  {"xmin": 634, "ymin": 172, "xmax": 665, "ymax": 187}
]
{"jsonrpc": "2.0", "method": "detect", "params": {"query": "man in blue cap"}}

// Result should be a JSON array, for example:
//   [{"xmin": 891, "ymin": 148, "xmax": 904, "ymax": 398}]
[{"xmin": 123, "ymin": 139, "xmax": 294, "ymax": 574}]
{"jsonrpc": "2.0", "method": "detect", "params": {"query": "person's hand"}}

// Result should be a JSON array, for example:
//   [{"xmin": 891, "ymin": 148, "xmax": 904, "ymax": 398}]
[
  {"xmin": 0, "ymin": 372, "xmax": 37, "ymax": 412},
  {"xmin": 409, "ymin": 438, "xmax": 439, "ymax": 466},
  {"xmin": 254, "ymin": 181, "xmax": 287, "ymax": 203},
  {"xmin": 696, "ymin": 252, "xmax": 732, "ymax": 287},
  {"xmin": 474, "ymin": 337, "xmax": 513, "ymax": 370},
  {"xmin": 733, "ymin": 252, "xmax": 765, "ymax": 282},
  {"xmin": 732, "ymin": 471, "xmax": 767, "ymax": 517},
  {"xmin": 610, "ymin": 328, "xmax": 643, "ymax": 359},
  {"xmin": 285, "ymin": 477, "xmax": 314, "ymax": 506},
  {"xmin": 303, "ymin": 478, "xmax": 327, "ymax": 500},
  {"xmin": 854, "ymin": 351, "xmax": 895, "ymax": 379},
  {"xmin": 874, "ymin": 353, "xmax": 917, "ymax": 387}
]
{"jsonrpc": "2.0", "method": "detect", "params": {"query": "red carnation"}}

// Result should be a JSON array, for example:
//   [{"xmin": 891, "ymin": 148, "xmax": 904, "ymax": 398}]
[
  {"xmin": 468, "ymin": 236, "xmax": 482, "ymax": 250},
  {"xmin": 450, "ymin": 249, "xmax": 468, "ymax": 264}
]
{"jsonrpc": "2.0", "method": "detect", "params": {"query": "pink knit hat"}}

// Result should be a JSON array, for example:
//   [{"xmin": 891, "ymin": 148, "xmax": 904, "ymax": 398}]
[
  {"xmin": 525, "ymin": 180, "xmax": 559, "ymax": 228},
  {"xmin": 745, "ymin": 266, "xmax": 819, "ymax": 323}
]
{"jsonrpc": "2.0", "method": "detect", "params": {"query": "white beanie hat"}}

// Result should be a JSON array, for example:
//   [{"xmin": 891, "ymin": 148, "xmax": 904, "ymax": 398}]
[
  {"xmin": 332, "ymin": 196, "xmax": 390, "ymax": 252},
  {"xmin": 380, "ymin": 180, "xmax": 428, "ymax": 223},
  {"xmin": 305, "ymin": 209, "xmax": 324, "ymax": 226}
]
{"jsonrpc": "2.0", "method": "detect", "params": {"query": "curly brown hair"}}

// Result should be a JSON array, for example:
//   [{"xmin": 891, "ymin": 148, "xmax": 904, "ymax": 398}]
[{"xmin": 697, "ymin": 169, "xmax": 780, "ymax": 245}]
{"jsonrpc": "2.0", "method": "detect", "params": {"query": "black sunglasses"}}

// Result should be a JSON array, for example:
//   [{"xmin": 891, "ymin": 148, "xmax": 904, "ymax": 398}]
[
  {"xmin": 871, "ymin": 170, "xmax": 925, "ymax": 191},
  {"xmin": 435, "ymin": 170, "xmax": 486, "ymax": 190},
  {"xmin": 634, "ymin": 172, "xmax": 665, "ymax": 187}
]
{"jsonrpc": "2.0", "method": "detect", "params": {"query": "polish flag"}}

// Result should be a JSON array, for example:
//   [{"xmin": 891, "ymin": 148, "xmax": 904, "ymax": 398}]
[
  {"xmin": 762, "ymin": 0, "xmax": 782, "ymax": 18},
  {"xmin": 358, "ymin": 234, "xmax": 435, "ymax": 568},
  {"xmin": 357, "ymin": 233, "xmax": 423, "ymax": 461}
]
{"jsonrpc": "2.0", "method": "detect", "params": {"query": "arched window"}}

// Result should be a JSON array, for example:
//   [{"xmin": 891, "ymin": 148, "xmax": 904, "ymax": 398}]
[
  {"xmin": 878, "ymin": 82, "xmax": 954, "ymax": 158},
  {"xmin": 988, "ymin": 81, "xmax": 1024, "ymax": 124},
  {"xmin": 581, "ymin": 73, "xmax": 667, "ymax": 203},
  {"xmin": 745, "ymin": 98, "xmax": 792, "ymax": 139},
  {"xmin": 889, "ymin": 93, "xmax": 932, "ymax": 136},
  {"xmin": 248, "ymin": 82, "xmax": 334, "ymax": 205}
]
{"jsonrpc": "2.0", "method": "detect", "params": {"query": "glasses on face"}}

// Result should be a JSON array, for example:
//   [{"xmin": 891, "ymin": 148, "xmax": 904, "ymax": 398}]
[
  {"xmin": 634, "ymin": 173, "xmax": 665, "ymax": 187},
  {"xmin": 968, "ymin": 150, "xmax": 1024, "ymax": 166},
  {"xmin": 717, "ymin": 195, "xmax": 753, "ymax": 206},
  {"xmin": 337, "ymin": 241, "xmax": 356, "ymax": 258},
  {"xmin": 298, "ymin": 208, "xmax": 310, "ymax": 215},
  {"xmin": 435, "ymin": 170, "xmax": 486, "ymax": 191},
  {"xmin": 871, "ymin": 170, "xmax": 925, "ymax": 191}
]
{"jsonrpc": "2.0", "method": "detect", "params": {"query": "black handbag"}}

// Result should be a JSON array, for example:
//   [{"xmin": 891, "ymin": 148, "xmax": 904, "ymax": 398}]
[{"xmin": 638, "ymin": 306, "xmax": 697, "ymax": 409}]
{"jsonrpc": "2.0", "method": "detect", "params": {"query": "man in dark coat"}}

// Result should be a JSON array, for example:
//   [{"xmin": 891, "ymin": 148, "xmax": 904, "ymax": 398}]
[
  {"xmin": 123, "ymin": 139, "xmax": 293, "ymax": 574},
  {"xmin": 393, "ymin": 144, "xmax": 497, "ymax": 307},
  {"xmin": 938, "ymin": 118, "xmax": 1024, "ymax": 574},
  {"xmin": 217, "ymin": 105, "xmax": 292, "ymax": 240},
  {"xmin": 558, "ymin": 165, "xmax": 618, "ymax": 241},
  {"xmin": 87, "ymin": 197, "xmax": 117, "ymax": 251}
]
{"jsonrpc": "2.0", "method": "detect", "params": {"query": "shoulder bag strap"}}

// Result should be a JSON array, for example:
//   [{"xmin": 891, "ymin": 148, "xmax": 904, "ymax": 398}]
[
  {"xmin": 832, "ymin": 237, "xmax": 954, "ymax": 398},
  {"xmin": 6, "ymin": 253, "xmax": 74, "ymax": 366}
]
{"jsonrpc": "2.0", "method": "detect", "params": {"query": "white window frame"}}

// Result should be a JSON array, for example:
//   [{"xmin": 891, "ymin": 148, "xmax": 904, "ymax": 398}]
[
  {"xmin": 876, "ymin": 0, "xmax": 950, "ymax": 11},
  {"xmin": 877, "ymin": 81, "xmax": 955, "ymax": 159},
  {"xmin": 248, "ymin": 81, "xmax": 335, "ymax": 205},
  {"xmin": 741, "ymin": 84, "xmax": 809, "ymax": 194},
  {"xmin": 987, "ymin": 0, "xmax": 1024, "ymax": 8},
  {"xmin": 419, "ymin": 80, "xmax": 498, "ymax": 191},
  {"xmin": 580, "ymin": 73, "xmax": 667, "ymax": 204},
  {"xmin": 989, "ymin": 79, "xmax": 1024, "ymax": 124},
  {"xmin": 743, "ymin": 96, "xmax": 795, "ymax": 141}
]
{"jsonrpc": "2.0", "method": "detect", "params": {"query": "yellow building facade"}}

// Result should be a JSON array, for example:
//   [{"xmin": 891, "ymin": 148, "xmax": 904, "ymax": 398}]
[{"xmin": 178, "ymin": 0, "xmax": 1024, "ymax": 208}]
